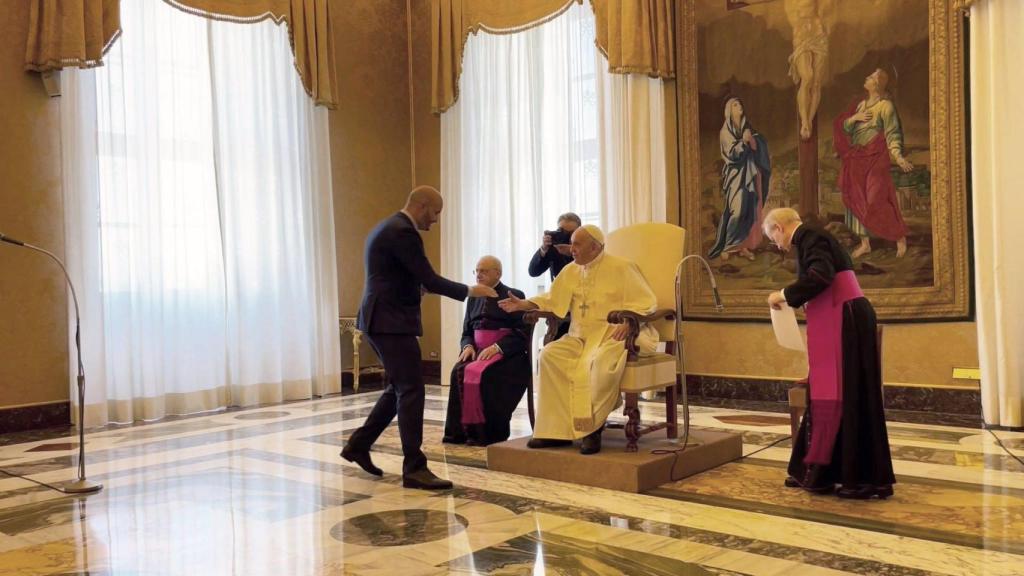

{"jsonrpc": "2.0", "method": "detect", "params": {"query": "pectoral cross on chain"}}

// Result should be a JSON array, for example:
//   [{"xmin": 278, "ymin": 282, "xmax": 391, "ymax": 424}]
[{"xmin": 578, "ymin": 300, "xmax": 590, "ymax": 318}]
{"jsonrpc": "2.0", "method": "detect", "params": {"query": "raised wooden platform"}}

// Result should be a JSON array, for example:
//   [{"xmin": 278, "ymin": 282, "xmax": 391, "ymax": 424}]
[{"xmin": 487, "ymin": 428, "xmax": 742, "ymax": 493}]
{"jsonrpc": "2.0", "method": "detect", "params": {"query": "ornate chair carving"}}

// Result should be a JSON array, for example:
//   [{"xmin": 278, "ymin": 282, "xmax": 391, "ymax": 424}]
[{"xmin": 524, "ymin": 223, "xmax": 686, "ymax": 452}]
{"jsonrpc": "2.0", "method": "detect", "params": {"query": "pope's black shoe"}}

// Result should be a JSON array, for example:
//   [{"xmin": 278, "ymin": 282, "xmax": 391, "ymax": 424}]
[
  {"xmin": 579, "ymin": 426, "xmax": 604, "ymax": 455},
  {"xmin": 340, "ymin": 446, "xmax": 383, "ymax": 477},
  {"xmin": 402, "ymin": 468, "xmax": 453, "ymax": 490}
]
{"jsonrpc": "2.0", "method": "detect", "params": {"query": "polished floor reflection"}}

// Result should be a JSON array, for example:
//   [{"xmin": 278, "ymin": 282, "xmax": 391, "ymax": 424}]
[{"xmin": 0, "ymin": 386, "xmax": 1021, "ymax": 575}]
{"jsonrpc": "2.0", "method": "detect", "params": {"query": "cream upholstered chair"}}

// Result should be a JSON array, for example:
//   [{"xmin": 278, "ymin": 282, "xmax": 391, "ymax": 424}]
[
  {"xmin": 604, "ymin": 223, "xmax": 686, "ymax": 452},
  {"xmin": 525, "ymin": 223, "xmax": 686, "ymax": 451}
]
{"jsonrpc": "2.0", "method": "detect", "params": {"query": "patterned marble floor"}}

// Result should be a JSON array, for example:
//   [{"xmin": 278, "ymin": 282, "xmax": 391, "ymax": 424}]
[{"xmin": 0, "ymin": 386, "xmax": 1021, "ymax": 575}]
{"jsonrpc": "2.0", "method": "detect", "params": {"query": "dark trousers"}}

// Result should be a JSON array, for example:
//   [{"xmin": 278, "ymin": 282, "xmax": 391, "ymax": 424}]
[{"xmin": 345, "ymin": 333, "xmax": 427, "ymax": 475}]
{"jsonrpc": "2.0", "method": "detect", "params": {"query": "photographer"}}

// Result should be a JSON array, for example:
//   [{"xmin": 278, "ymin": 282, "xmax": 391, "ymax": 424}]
[{"xmin": 528, "ymin": 212, "xmax": 581, "ymax": 280}]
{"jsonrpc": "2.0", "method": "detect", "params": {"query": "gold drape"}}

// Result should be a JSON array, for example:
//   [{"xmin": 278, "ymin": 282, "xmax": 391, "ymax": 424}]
[
  {"xmin": 590, "ymin": 0, "xmax": 674, "ymax": 78},
  {"xmin": 24, "ymin": 0, "xmax": 121, "ymax": 71},
  {"xmin": 952, "ymin": 0, "xmax": 981, "ymax": 11},
  {"xmin": 24, "ymin": 0, "xmax": 336, "ymax": 109},
  {"xmin": 431, "ymin": 0, "xmax": 676, "ymax": 114},
  {"xmin": 163, "ymin": 0, "xmax": 336, "ymax": 109}
]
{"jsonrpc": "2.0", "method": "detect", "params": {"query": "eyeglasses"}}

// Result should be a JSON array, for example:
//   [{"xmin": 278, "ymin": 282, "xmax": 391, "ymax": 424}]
[{"xmin": 474, "ymin": 268, "xmax": 499, "ymax": 274}]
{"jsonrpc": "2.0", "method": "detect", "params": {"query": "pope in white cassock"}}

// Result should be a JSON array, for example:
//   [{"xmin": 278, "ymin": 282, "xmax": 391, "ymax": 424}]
[{"xmin": 499, "ymin": 224, "xmax": 658, "ymax": 454}]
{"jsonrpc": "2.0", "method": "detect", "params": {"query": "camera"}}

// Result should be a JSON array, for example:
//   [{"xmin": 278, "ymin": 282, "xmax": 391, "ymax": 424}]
[{"xmin": 544, "ymin": 229, "xmax": 572, "ymax": 245}]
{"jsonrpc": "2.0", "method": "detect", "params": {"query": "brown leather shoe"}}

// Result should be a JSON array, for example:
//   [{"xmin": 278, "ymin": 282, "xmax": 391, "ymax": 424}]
[{"xmin": 402, "ymin": 468, "xmax": 453, "ymax": 490}]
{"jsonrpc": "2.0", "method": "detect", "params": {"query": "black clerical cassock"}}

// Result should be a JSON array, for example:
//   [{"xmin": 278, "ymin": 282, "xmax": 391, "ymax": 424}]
[
  {"xmin": 783, "ymin": 224, "xmax": 896, "ymax": 498},
  {"xmin": 444, "ymin": 282, "xmax": 531, "ymax": 445}
]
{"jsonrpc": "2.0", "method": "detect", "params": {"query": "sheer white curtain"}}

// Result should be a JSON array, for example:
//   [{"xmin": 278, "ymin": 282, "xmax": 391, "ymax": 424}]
[
  {"xmin": 61, "ymin": 0, "xmax": 339, "ymax": 426},
  {"xmin": 597, "ymin": 70, "xmax": 667, "ymax": 230},
  {"xmin": 440, "ymin": 2, "xmax": 666, "ymax": 381},
  {"xmin": 970, "ymin": 0, "xmax": 1024, "ymax": 428}
]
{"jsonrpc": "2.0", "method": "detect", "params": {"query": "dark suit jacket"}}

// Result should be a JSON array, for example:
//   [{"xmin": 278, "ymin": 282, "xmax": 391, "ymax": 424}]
[
  {"xmin": 459, "ymin": 283, "xmax": 529, "ymax": 357},
  {"xmin": 358, "ymin": 212, "xmax": 468, "ymax": 335},
  {"xmin": 528, "ymin": 247, "xmax": 573, "ymax": 280}
]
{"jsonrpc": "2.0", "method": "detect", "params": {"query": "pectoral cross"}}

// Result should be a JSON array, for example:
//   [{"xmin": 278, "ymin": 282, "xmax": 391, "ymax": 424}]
[{"xmin": 578, "ymin": 300, "xmax": 590, "ymax": 317}]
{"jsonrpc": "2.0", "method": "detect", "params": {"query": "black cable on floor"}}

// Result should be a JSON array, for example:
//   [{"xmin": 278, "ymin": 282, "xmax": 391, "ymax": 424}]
[
  {"xmin": 986, "ymin": 427, "xmax": 1024, "ymax": 469},
  {"xmin": 740, "ymin": 434, "xmax": 792, "ymax": 460},
  {"xmin": 0, "ymin": 467, "xmax": 72, "ymax": 494}
]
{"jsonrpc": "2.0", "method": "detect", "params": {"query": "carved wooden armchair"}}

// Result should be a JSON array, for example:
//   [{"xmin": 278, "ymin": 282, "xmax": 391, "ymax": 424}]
[{"xmin": 525, "ymin": 223, "xmax": 686, "ymax": 452}]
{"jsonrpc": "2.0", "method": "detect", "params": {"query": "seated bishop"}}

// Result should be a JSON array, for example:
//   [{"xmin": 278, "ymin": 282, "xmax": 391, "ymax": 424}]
[
  {"xmin": 443, "ymin": 256, "xmax": 531, "ymax": 446},
  {"xmin": 499, "ymin": 224, "xmax": 658, "ymax": 455}
]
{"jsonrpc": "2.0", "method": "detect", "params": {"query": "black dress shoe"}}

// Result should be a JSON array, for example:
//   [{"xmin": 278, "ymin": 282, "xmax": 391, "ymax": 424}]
[
  {"xmin": 526, "ymin": 437, "xmax": 573, "ymax": 449},
  {"xmin": 340, "ymin": 446, "xmax": 383, "ymax": 477},
  {"xmin": 837, "ymin": 484, "xmax": 894, "ymax": 500},
  {"xmin": 402, "ymin": 468, "xmax": 453, "ymax": 490},
  {"xmin": 579, "ymin": 426, "xmax": 604, "ymax": 455},
  {"xmin": 442, "ymin": 435, "xmax": 467, "ymax": 445},
  {"xmin": 784, "ymin": 476, "xmax": 801, "ymax": 488}
]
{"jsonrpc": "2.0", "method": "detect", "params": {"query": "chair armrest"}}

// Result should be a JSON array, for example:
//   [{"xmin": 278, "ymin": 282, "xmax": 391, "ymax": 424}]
[
  {"xmin": 524, "ymin": 310, "xmax": 564, "ymax": 345},
  {"xmin": 607, "ymin": 308, "xmax": 675, "ymax": 358}
]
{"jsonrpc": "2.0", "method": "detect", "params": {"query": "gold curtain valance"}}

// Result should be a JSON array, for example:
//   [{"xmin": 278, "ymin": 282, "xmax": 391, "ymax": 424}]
[
  {"xmin": 431, "ymin": 0, "xmax": 676, "ymax": 114},
  {"xmin": 590, "ymin": 0, "xmax": 674, "ymax": 79},
  {"xmin": 24, "ymin": 0, "xmax": 121, "ymax": 72},
  {"xmin": 162, "ymin": 1, "xmax": 336, "ymax": 109},
  {"xmin": 24, "ymin": 0, "xmax": 336, "ymax": 109},
  {"xmin": 952, "ymin": 0, "xmax": 981, "ymax": 11}
]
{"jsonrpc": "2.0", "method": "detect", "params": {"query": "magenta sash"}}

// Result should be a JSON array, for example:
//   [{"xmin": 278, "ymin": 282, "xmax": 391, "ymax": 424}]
[
  {"xmin": 803, "ymin": 270, "xmax": 863, "ymax": 465},
  {"xmin": 460, "ymin": 328, "xmax": 511, "ymax": 425}
]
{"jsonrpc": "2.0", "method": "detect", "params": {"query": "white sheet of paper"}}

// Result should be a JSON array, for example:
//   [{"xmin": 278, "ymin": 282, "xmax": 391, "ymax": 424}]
[{"xmin": 770, "ymin": 304, "xmax": 806, "ymax": 352}]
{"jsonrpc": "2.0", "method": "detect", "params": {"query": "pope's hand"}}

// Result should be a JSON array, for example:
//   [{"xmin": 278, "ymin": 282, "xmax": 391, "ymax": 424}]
[
  {"xmin": 610, "ymin": 322, "xmax": 630, "ymax": 341},
  {"xmin": 767, "ymin": 290, "xmax": 786, "ymax": 310},
  {"xmin": 468, "ymin": 284, "xmax": 498, "ymax": 298},
  {"xmin": 459, "ymin": 346, "xmax": 475, "ymax": 362},
  {"xmin": 498, "ymin": 293, "xmax": 532, "ymax": 313}
]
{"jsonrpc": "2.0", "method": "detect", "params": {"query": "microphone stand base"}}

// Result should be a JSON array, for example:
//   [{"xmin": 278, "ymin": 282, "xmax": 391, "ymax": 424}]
[{"xmin": 63, "ymin": 479, "xmax": 103, "ymax": 494}]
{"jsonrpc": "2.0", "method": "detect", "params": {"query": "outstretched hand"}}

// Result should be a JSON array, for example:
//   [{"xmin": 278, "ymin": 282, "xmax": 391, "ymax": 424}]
[
  {"xmin": 767, "ymin": 290, "xmax": 786, "ymax": 310},
  {"xmin": 468, "ymin": 284, "xmax": 498, "ymax": 298},
  {"xmin": 498, "ymin": 292, "xmax": 535, "ymax": 313}
]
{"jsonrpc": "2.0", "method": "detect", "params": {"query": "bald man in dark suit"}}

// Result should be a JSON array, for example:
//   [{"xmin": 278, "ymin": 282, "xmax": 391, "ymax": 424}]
[{"xmin": 342, "ymin": 186, "xmax": 497, "ymax": 490}]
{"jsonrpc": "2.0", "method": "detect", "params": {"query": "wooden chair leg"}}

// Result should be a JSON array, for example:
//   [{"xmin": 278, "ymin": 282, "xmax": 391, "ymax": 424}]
[
  {"xmin": 789, "ymin": 405, "xmax": 803, "ymax": 440},
  {"xmin": 665, "ymin": 380, "xmax": 678, "ymax": 439},
  {"xmin": 624, "ymin": 392, "xmax": 640, "ymax": 453}
]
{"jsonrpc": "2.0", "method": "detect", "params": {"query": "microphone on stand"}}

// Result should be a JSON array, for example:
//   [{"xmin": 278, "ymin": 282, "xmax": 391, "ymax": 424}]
[
  {"xmin": 672, "ymin": 253, "xmax": 725, "ymax": 451},
  {"xmin": 0, "ymin": 231, "xmax": 102, "ymax": 495}
]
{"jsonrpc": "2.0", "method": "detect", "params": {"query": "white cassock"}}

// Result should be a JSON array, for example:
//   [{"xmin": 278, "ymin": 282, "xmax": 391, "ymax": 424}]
[{"xmin": 529, "ymin": 252, "xmax": 658, "ymax": 439}]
